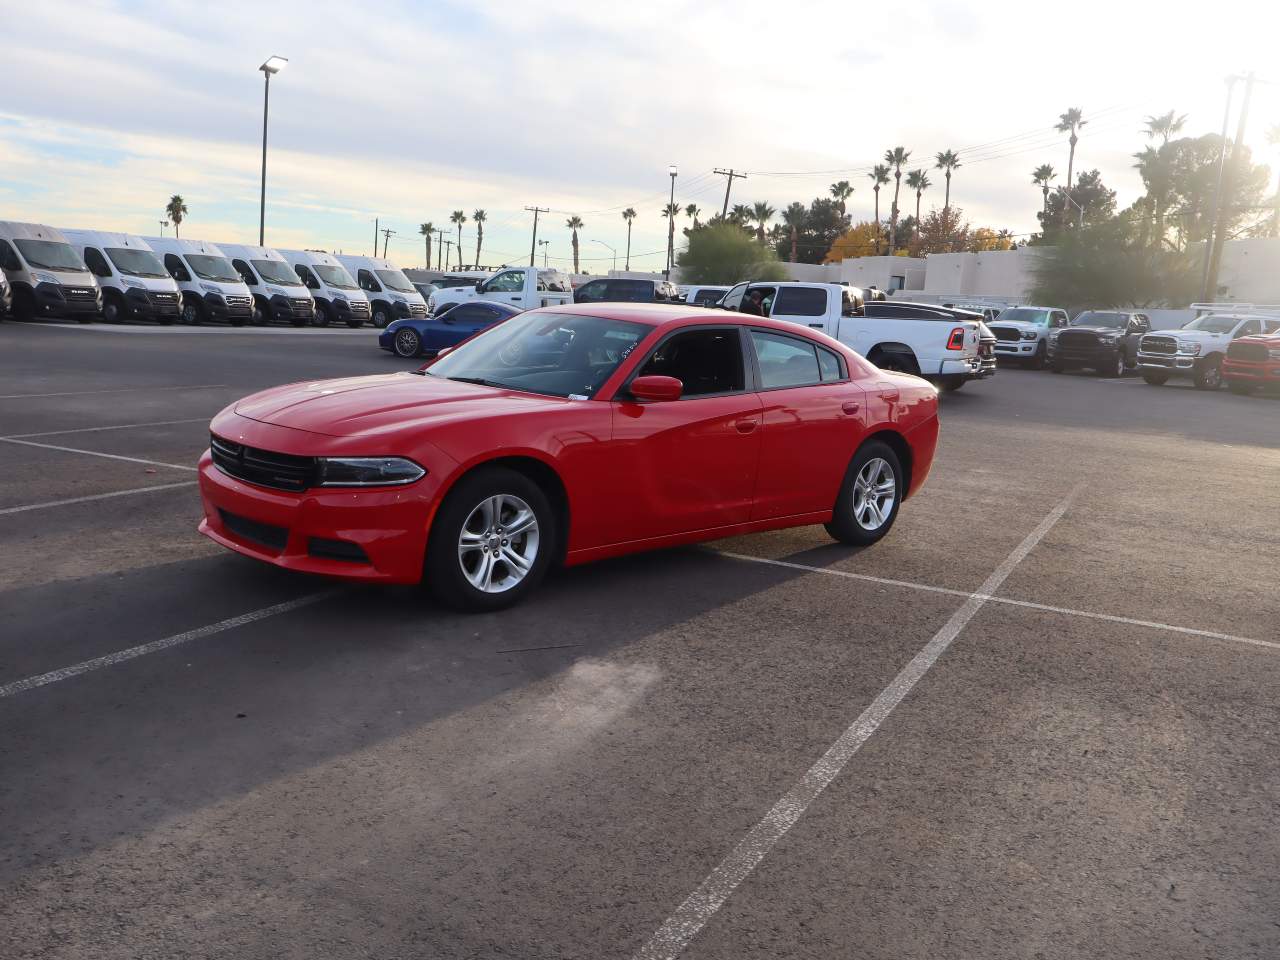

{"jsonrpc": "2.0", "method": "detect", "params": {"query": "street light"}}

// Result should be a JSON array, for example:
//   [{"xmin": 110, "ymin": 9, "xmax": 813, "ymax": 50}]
[
  {"xmin": 537, "ymin": 239, "xmax": 550, "ymax": 267},
  {"xmin": 158, "ymin": 220, "xmax": 169, "ymax": 236},
  {"xmin": 665, "ymin": 164, "xmax": 678, "ymax": 279},
  {"xmin": 593, "ymin": 239, "xmax": 617, "ymax": 273},
  {"xmin": 257, "ymin": 55, "xmax": 288, "ymax": 245}
]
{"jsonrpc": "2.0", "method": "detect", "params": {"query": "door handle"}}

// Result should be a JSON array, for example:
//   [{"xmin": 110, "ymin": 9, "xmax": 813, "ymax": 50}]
[
  {"xmin": 841, "ymin": 400, "xmax": 861, "ymax": 415},
  {"xmin": 734, "ymin": 418, "xmax": 759, "ymax": 434}
]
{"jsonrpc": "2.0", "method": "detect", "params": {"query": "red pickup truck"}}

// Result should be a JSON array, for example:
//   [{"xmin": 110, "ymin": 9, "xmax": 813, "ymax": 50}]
[{"xmin": 1222, "ymin": 330, "xmax": 1280, "ymax": 394}]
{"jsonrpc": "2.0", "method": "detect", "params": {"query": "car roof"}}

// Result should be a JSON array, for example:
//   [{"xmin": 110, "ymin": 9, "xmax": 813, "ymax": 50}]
[{"xmin": 526, "ymin": 301, "xmax": 846, "ymax": 340}]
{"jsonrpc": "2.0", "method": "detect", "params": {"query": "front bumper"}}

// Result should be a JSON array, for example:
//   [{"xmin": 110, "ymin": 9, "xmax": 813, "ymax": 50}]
[
  {"xmin": 203, "ymin": 293, "xmax": 254, "ymax": 321},
  {"xmin": 267, "ymin": 294, "xmax": 315, "ymax": 323},
  {"xmin": 1222, "ymin": 358, "xmax": 1280, "ymax": 384},
  {"xmin": 35, "ymin": 281, "xmax": 100, "ymax": 317},
  {"xmin": 994, "ymin": 339, "xmax": 1040, "ymax": 358},
  {"xmin": 1137, "ymin": 351, "xmax": 1197, "ymax": 375},
  {"xmin": 125, "ymin": 288, "xmax": 181, "ymax": 319},
  {"xmin": 197, "ymin": 451, "xmax": 440, "ymax": 584},
  {"xmin": 1051, "ymin": 343, "xmax": 1121, "ymax": 369}
]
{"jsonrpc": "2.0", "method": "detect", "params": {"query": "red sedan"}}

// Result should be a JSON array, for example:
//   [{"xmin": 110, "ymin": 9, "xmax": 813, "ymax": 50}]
[{"xmin": 198, "ymin": 304, "xmax": 939, "ymax": 610}]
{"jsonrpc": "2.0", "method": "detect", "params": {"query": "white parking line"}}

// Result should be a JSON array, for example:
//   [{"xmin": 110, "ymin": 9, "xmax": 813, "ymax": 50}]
[
  {"xmin": 0, "ymin": 383, "xmax": 226, "ymax": 400},
  {"xmin": 2, "ymin": 417, "xmax": 209, "ymax": 440},
  {"xmin": 634, "ymin": 490, "xmax": 1079, "ymax": 960},
  {"xmin": 0, "ymin": 481, "xmax": 198, "ymax": 516},
  {"xmin": 0, "ymin": 591, "xmax": 341, "ymax": 699},
  {"xmin": 0, "ymin": 436, "xmax": 197, "ymax": 472}
]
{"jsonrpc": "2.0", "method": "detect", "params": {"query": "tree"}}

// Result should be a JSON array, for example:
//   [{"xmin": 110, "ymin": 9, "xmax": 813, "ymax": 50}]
[
  {"xmin": 868, "ymin": 164, "xmax": 891, "ymax": 253},
  {"xmin": 1031, "ymin": 164, "xmax": 1056, "ymax": 214},
  {"xmin": 1055, "ymin": 108, "xmax": 1087, "ymax": 224},
  {"xmin": 684, "ymin": 203, "xmax": 701, "ymax": 229},
  {"xmin": 1163, "ymin": 134, "xmax": 1270, "ymax": 249},
  {"xmin": 1145, "ymin": 110, "xmax": 1187, "ymax": 146},
  {"xmin": 472, "ymin": 209, "xmax": 486, "ymax": 267},
  {"xmin": 621, "ymin": 208, "xmax": 636, "ymax": 269},
  {"xmin": 729, "ymin": 203, "xmax": 752, "ymax": 226},
  {"xmin": 676, "ymin": 223, "xmax": 787, "ymax": 284},
  {"xmin": 825, "ymin": 221, "xmax": 884, "ymax": 262},
  {"xmin": 830, "ymin": 180, "xmax": 854, "ymax": 215},
  {"xmin": 916, "ymin": 205, "xmax": 970, "ymax": 254},
  {"xmin": 165, "ymin": 195, "xmax": 187, "ymax": 238},
  {"xmin": 751, "ymin": 201, "xmax": 775, "ymax": 243},
  {"xmin": 905, "ymin": 169, "xmax": 931, "ymax": 245},
  {"xmin": 419, "ymin": 222, "xmax": 434, "ymax": 269},
  {"xmin": 566, "ymin": 215, "xmax": 583, "ymax": 273},
  {"xmin": 768, "ymin": 198, "xmax": 850, "ymax": 264},
  {"xmin": 884, "ymin": 147, "xmax": 910, "ymax": 252},
  {"xmin": 934, "ymin": 149, "xmax": 961, "ymax": 212},
  {"xmin": 450, "ymin": 210, "xmax": 466, "ymax": 268},
  {"xmin": 1033, "ymin": 169, "xmax": 1116, "ymax": 242},
  {"xmin": 661, "ymin": 202, "xmax": 680, "ymax": 274},
  {"xmin": 969, "ymin": 227, "xmax": 1014, "ymax": 252}
]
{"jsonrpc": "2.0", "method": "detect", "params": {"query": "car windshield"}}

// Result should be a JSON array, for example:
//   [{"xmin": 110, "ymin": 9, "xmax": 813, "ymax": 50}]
[
  {"xmin": 184, "ymin": 254, "xmax": 242, "ymax": 283},
  {"xmin": 251, "ymin": 259, "xmax": 303, "ymax": 285},
  {"xmin": 375, "ymin": 269, "xmax": 415, "ymax": 293},
  {"xmin": 1182, "ymin": 314, "xmax": 1244, "ymax": 334},
  {"xmin": 105, "ymin": 247, "xmax": 168, "ymax": 278},
  {"xmin": 998, "ymin": 308, "xmax": 1051, "ymax": 324},
  {"xmin": 14, "ymin": 239, "xmax": 88, "ymax": 273},
  {"xmin": 313, "ymin": 264, "xmax": 357, "ymax": 290},
  {"xmin": 425, "ymin": 312, "xmax": 648, "ymax": 399},
  {"xmin": 1071, "ymin": 311, "xmax": 1126, "ymax": 328}
]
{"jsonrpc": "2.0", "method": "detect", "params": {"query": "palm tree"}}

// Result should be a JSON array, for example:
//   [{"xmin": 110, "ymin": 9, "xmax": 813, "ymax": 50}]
[
  {"xmin": 884, "ymin": 147, "xmax": 910, "ymax": 252},
  {"xmin": 868, "ymin": 165, "xmax": 891, "ymax": 254},
  {"xmin": 449, "ymin": 210, "xmax": 466, "ymax": 268},
  {"xmin": 684, "ymin": 203, "xmax": 701, "ymax": 229},
  {"xmin": 830, "ymin": 180, "xmax": 854, "ymax": 216},
  {"xmin": 782, "ymin": 202, "xmax": 806, "ymax": 262},
  {"xmin": 1055, "ymin": 108, "xmax": 1086, "ymax": 223},
  {"xmin": 419, "ymin": 222, "xmax": 434, "ymax": 269},
  {"xmin": 1031, "ymin": 164, "xmax": 1056, "ymax": 214},
  {"xmin": 165, "ymin": 195, "xmax": 187, "ymax": 238},
  {"xmin": 661, "ymin": 203, "xmax": 679, "ymax": 273},
  {"xmin": 730, "ymin": 203, "xmax": 752, "ymax": 226},
  {"xmin": 1144, "ymin": 110, "xmax": 1187, "ymax": 146},
  {"xmin": 934, "ymin": 149, "xmax": 961, "ymax": 213},
  {"xmin": 472, "ymin": 209, "xmax": 486, "ymax": 267},
  {"xmin": 1140, "ymin": 111, "xmax": 1186, "ymax": 247},
  {"xmin": 621, "ymin": 208, "xmax": 636, "ymax": 269},
  {"xmin": 566, "ymin": 215, "xmax": 583, "ymax": 273},
  {"xmin": 904, "ymin": 170, "xmax": 931, "ymax": 244},
  {"xmin": 751, "ymin": 201, "xmax": 775, "ymax": 243}
]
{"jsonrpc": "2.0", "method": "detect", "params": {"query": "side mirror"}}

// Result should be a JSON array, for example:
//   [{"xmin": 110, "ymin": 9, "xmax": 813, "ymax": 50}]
[
  {"xmin": 629, "ymin": 375, "xmax": 683, "ymax": 402},
  {"xmin": 475, "ymin": 280, "xmax": 485, "ymax": 291}
]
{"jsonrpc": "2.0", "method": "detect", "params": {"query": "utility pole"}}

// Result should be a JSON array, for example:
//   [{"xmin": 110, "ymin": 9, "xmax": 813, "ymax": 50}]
[
  {"xmin": 441, "ymin": 238, "xmax": 454, "ymax": 270},
  {"xmin": 666, "ymin": 164, "xmax": 677, "ymax": 280},
  {"xmin": 713, "ymin": 168, "xmax": 748, "ymax": 217},
  {"xmin": 380, "ymin": 228, "xmax": 396, "ymax": 258},
  {"xmin": 1205, "ymin": 72, "xmax": 1253, "ymax": 302},
  {"xmin": 373, "ymin": 217, "xmax": 379, "ymax": 256},
  {"xmin": 537, "ymin": 239, "xmax": 550, "ymax": 266},
  {"xmin": 434, "ymin": 229, "xmax": 445, "ymax": 272},
  {"xmin": 525, "ymin": 206, "xmax": 549, "ymax": 265}
]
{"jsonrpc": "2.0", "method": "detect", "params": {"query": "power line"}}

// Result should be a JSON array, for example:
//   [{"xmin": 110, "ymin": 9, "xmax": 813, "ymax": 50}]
[{"xmin": 713, "ymin": 168, "xmax": 748, "ymax": 217}]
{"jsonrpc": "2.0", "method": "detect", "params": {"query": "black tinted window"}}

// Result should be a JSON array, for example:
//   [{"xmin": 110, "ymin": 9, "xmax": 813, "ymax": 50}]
[
  {"xmin": 452, "ymin": 305, "xmax": 489, "ymax": 323},
  {"xmin": 0, "ymin": 240, "xmax": 19, "ymax": 272},
  {"xmin": 576, "ymin": 280, "xmax": 606, "ymax": 302},
  {"xmin": 610, "ymin": 279, "xmax": 654, "ymax": 302},
  {"xmin": 163, "ymin": 254, "xmax": 190, "ymax": 282},
  {"xmin": 83, "ymin": 247, "xmax": 113, "ymax": 278},
  {"xmin": 692, "ymin": 289, "xmax": 723, "ymax": 305},
  {"xmin": 357, "ymin": 269, "xmax": 380, "ymax": 292},
  {"xmin": 295, "ymin": 265, "xmax": 319, "ymax": 289},
  {"xmin": 772, "ymin": 287, "xmax": 828, "ymax": 317},
  {"xmin": 637, "ymin": 328, "xmax": 745, "ymax": 397},
  {"xmin": 751, "ymin": 330, "xmax": 822, "ymax": 388},
  {"xmin": 232, "ymin": 259, "xmax": 258, "ymax": 286}
]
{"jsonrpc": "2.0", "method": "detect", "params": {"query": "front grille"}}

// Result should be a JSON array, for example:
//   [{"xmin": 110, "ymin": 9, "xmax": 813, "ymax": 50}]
[
  {"xmin": 348, "ymin": 300, "xmax": 370, "ymax": 317},
  {"xmin": 149, "ymin": 290, "xmax": 179, "ymax": 306},
  {"xmin": 290, "ymin": 297, "xmax": 313, "ymax": 312},
  {"xmin": 63, "ymin": 286, "xmax": 98, "ymax": 302},
  {"xmin": 1227, "ymin": 341, "xmax": 1268, "ymax": 362},
  {"xmin": 210, "ymin": 434, "xmax": 316, "ymax": 492},
  {"xmin": 990, "ymin": 326, "xmax": 1022, "ymax": 342},
  {"xmin": 1141, "ymin": 335, "xmax": 1178, "ymax": 355},
  {"xmin": 223, "ymin": 295, "xmax": 253, "ymax": 309},
  {"xmin": 1058, "ymin": 330, "xmax": 1099, "ymax": 350},
  {"xmin": 219, "ymin": 509, "xmax": 288, "ymax": 552},
  {"xmin": 408, "ymin": 302, "xmax": 428, "ymax": 318}
]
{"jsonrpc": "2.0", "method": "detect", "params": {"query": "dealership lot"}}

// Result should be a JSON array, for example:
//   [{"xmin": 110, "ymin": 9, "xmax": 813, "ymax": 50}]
[{"xmin": 2, "ymin": 320, "xmax": 1279, "ymax": 959}]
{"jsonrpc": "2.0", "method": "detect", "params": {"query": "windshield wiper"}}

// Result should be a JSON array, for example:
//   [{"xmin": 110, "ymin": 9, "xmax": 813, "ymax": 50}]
[{"xmin": 447, "ymin": 376, "xmax": 501, "ymax": 387}]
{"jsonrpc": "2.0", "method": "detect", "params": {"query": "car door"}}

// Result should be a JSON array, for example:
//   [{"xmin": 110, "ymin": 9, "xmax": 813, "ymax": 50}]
[
  {"xmin": 479, "ymin": 269, "xmax": 526, "ymax": 308},
  {"xmin": 769, "ymin": 286, "xmax": 832, "ymax": 333},
  {"xmin": 605, "ymin": 326, "xmax": 762, "ymax": 543},
  {"xmin": 746, "ymin": 328, "xmax": 867, "ymax": 519}
]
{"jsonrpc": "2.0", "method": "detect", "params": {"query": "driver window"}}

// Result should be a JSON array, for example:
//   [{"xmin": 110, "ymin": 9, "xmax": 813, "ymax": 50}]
[
  {"xmin": 0, "ymin": 240, "xmax": 20, "ymax": 272},
  {"xmin": 1237, "ymin": 318, "xmax": 1261, "ymax": 338},
  {"xmin": 486, "ymin": 270, "xmax": 523, "ymax": 293},
  {"xmin": 1053, "ymin": 312, "xmax": 1069, "ymax": 328},
  {"xmin": 295, "ymin": 265, "xmax": 319, "ymax": 289},
  {"xmin": 232, "ymin": 259, "xmax": 258, "ymax": 286},
  {"xmin": 358, "ymin": 269, "xmax": 381, "ymax": 292},
  {"xmin": 83, "ymin": 247, "xmax": 113, "ymax": 278},
  {"xmin": 163, "ymin": 254, "xmax": 190, "ymax": 282},
  {"xmin": 636, "ymin": 328, "xmax": 745, "ymax": 397}
]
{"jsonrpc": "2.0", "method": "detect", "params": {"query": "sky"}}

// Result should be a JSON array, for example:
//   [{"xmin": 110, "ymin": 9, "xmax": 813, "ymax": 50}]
[{"xmin": 2, "ymin": 0, "xmax": 1279, "ymax": 272}]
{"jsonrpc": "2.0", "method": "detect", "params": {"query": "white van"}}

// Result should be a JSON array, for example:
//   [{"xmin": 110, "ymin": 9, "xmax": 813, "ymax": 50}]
[
  {"xmin": 144, "ymin": 237, "xmax": 254, "ymax": 326},
  {"xmin": 0, "ymin": 221, "xmax": 101, "ymax": 321},
  {"xmin": 335, "ymin": 255, "xmax": 428, "ymax": 328},
  {"xmin": 278, "ymin": 249, "xmax": 371, "ymax": 328},
  {"xmin": 61, "ymin": 230, "xmax": 181, "ymax": 325},
  {"xmin": 216, "ymin": 243, "xmax": 315, "ymax": 327}
]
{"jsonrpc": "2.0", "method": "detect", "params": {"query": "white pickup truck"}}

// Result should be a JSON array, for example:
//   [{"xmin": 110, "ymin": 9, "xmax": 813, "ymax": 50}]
[
  {"xmin": 719, "ymin": 281, "xmax": 994, "ymax": 390},
  {"xmin": 1137, "ymin": 305, "xmax": 1280, "ymax": 389},
  {"xmin": 427, "ymin": 266, "xmax": 574, "ymax": 315}
]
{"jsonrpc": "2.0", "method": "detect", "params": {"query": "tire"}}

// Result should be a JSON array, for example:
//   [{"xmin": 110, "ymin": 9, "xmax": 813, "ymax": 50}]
[
  {"xmin": 180, "ymin": 298, "xmax": 202, "ymax": 325},
  {"xmin": 938, "ymin": 376, "xmax": 965, "ymax": 392},
  {"xmin": 101, "ymin": 293, "xmax": 124, "ymax": 324},
  {"xmin": 1098, "ymin": 351, "xmax": 1125, "ymax": 377},
  {"xmin": 425, "ymin": 467, "xmax": 557, "ymax": 611},
  {"xmin": 824, "ymin": 441, "xmax": 903, "ymax": 547},
  {"xmin": 1050, "ymin": 360, "xmax": 1065, "ymax": 374},
  {"xmin": 312, "ymin": 302, "xmax": 331, "ymax": 327},
  {"xmin": 1030, "ymin": 342, "xmax": 1047, "ymax": 369},
  {"xmin": 868, "ymin": 348, "xmax": 919, "ymax": 376},
  {"xmin": 1228, "ymin": 381, "xmax": 1256, "ymax": 396},
  {"xmin": 1142, "ymin": 371, "xmax": 1169, "ymax": 386},
  {"xmin": 371, "ymin": 303, "xmax": 394, "ymax": 329},
  {"xmin": 393, "ymin": 327, "xmax": 422, "ymax": 358},
  {"xmin": 1194, "ymin": 356, "xmax": 1223, "ymax": 391}
]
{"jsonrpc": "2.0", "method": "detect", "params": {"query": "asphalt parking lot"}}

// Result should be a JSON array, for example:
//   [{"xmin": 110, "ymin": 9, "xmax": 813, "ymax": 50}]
[{"xmin": 2, "ymin": 319, "xmax": 1279, "ymax": 960}]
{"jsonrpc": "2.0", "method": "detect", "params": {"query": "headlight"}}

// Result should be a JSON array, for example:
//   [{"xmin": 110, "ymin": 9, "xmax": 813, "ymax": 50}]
[
  {"xmin": 31, "ymin": 271, "xmax": 59, "ymax": 284},
  {"xmin": 316, "ymin": 456, "xmax": 425, "ymax": 487},
  {"xmin": 200, "ymin": 283, "xmax": 223, "ymax": 294},
  {"xmin": 121, "ymin": 277, "xmax": 146, "ymax": 289},
  {"xmin": 1020, "ymin": 330, "xmax": 1038, "ymax": 340},
  {"xmin": 1178, "ymin": 341, "xmax": 1202, "ymax": 355}
]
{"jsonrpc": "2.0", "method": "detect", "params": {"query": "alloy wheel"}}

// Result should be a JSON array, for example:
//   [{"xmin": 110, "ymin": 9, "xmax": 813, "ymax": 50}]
[
  {"xmin": 852, "ymin": 457, "xmax": 896, "ymax": 531},
  {"xmin": 457, "ymin": 494, "xmax": 540, "ymax": 593},
  {"xmin": 394, "ymin": 329, "xmax": 420, "ymax": 357}
]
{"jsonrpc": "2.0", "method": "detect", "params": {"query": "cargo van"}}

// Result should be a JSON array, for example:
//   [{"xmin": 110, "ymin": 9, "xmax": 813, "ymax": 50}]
[
  {"xmin": 62, "ymin": 230, "xmax": 181, "ymax": 324},
  {"xmin": 216, "ymin": 242, "xmax": 315, "ymax": 326},
  {"xmin": 0, "ymin": 221, "xmax": 101, "ymax": 321},
  {"xmin": 335, "ymin": 254, "xmax": 428, "ymax": 328},
  {"xmin": 143, "ymin": 237, "xmax": 254, "ymax": 325},
  {"xmin": 278, "ymin": 249, "xmax": 371, "ymax": 327}
]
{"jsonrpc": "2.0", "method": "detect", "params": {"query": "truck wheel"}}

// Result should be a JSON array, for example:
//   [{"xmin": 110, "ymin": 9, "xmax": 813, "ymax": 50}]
[
  {"xmin": 1141, "ymin": 371, "xmax": 1168, "ymax": 385},
  {"xmin": 867, "ymin": 348, "xmax": 919, "ymax": 376},
  {"xmin": 824, "ymin": 441, "xmax": 903, "ymax": 547},
  {"xmin": 101, "ymin": 292, "xmax": 125, "ymax": 324},
  {"xmin": 180, "ymin": 298, "xmax": 202, "ymax": 325},
  {"xmin": 938, "ymin": 376, "xmax": 965, "ymax": 392},
  {"xmin": 1194, "ymin": 357, "xmax": 1223, "ymax": 390},
  {"xmin": 1227, "ymin": 381, "xmax": 1255, "ymax": 396},
  {"xmin": 372, "ymin": 303, "xmax": 393, "ymax": 328},
  {"xmin": 312, "ymin": 302, "xmax": 331, "ymax": 327},
  {"xmin": 1030, "ymin": 343, "xmax": 1047, "ymax": 369},
  {"xmin": 1099, "ymin": 351, "xmax": 1125, "ymax": 377}
]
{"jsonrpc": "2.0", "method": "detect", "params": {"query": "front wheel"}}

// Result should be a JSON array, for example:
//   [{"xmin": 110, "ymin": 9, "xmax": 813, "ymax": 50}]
[
  {"xmin": 1099, "ymin": 351, "xmax": 1125, "ymax": 377},
  {"xmin": 824, "ymin": 442, "xmax": 902, "ymax": 547},
  {"xmin": 1141, "ymin": 371, "xmax": 1169, "ymax": 386},
  {"xmin": 371, "ymin": 303, "xmax": 393, "ymax": 328},
  {"xmin": 425, "ymin": 467, "xmax": 556, "ymax": 611},
  {"xmin": 312, "ymin": 302, "xmax": 331, "ymax": 327},
  {"xmin": 1030, "ymin": 342, "xmax": 1047, "ymax": 369},
  {"xmin": 180, "ymin": 298, "xmax": 202, "ymax": 325},
  {"xmin": 101, "ymin": 294, "xmax": 124, "ymax": 324},
  {"xmin": 1194, "ymin": 357, "xmax": 1223, "ymax": 391},
  {"xmin": 393, "ymin": 327, "xmax": 422, "ymax": 358}
]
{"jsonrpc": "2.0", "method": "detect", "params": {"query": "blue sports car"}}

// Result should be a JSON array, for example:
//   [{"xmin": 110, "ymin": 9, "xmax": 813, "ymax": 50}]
[{"xmin": 379, "ymin": 301, "xmax": 521, "ymax": 357}]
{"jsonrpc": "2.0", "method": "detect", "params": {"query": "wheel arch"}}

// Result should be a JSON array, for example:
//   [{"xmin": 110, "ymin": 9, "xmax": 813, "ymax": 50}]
[
  {"xmin": 860, "ymin": 428, "xmax": 914, "ymax": 500},
  {"xmin": 865, "ymin": 342, "xmax": 920, "ymax": 374},
  {"xmin": 434, "ymin": 453, "xmax": 571, "ymax": 562}
]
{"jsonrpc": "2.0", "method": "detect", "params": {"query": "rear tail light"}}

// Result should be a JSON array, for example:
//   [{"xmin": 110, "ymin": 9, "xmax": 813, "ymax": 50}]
[{"xmin": 946, "ymin": 327, "xmax": 966, "ymax": 351}]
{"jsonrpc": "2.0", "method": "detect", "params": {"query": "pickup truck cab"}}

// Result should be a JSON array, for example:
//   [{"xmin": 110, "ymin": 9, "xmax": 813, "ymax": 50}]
[
  {"xmin": 719, "ymin": 281, "xmax": 992, "ymax": 390},
  {"xmin": 1138, "ymin": 309, "xmax": 1280, "ymax": 389},
  {"xmin": 1223, "ymin": 327, "xmax": 1280, "ymax": 394},
  {"xmin": 1049, "ymin": 310, "xmax": 1150, "ymax": 377},
  {"xmin": 428, "ymin": 266, "xmax": 573, "ymax": 315},
  {"xmin": 989, "ymin": 306, "xmax": 1070, "ymax": 368}
]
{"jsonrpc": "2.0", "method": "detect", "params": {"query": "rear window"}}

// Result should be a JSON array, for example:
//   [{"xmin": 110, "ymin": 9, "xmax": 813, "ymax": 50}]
[
  {"xmin": 772, "ymin": 287, "xmax": 828, "ymax": 317},
  {"xmin": 608, "ymin": 279, "xmax": 654, "ymax": 301},
  {"xmin": 692, "ymin": 289, "xmax": 723, "ymax": 305}
]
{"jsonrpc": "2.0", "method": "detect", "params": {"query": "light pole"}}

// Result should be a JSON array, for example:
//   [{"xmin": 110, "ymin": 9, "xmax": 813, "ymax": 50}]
[
  {"xmin": 258, "ymin": 55, "xmax": 288, "ymax": 246},
  {"xmin": 593, "ymin": 239, "xmax": 617, "ymax": 273},
  {"xmin": 537, "ymin": 239, "xmax": 550, "ymax": 267},
  {"xmin": 665, "ymin": 164, "xmax": 678, "ymax": 279},
  {"xmin": 159, "ymin": 220, "xmax": 169, "ymax": 236}
]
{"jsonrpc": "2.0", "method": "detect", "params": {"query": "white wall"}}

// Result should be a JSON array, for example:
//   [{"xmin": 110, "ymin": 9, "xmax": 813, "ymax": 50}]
[{"xmin": 1218, "ymin": 237, "xmax": 1280, "ymax": 303}]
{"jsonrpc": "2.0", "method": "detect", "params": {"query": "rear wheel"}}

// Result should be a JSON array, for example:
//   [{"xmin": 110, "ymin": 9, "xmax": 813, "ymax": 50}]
[
  {"xmin": 938, "ymin": 376, "xmax": 965, "ymax": 392},
  {"xmin": 825, "ymin": 442, "xmax": 903, "ymax": 547},
  {"xmin": 868, "ymin": 348, "xmax": 919, "ymax": 376},
  {"xmin": 1194, "ymin": 356, "xmax": 1223, "ymax": 390},
  {"xmin": 1142, "ymin": 371, "xmax": 1169, "ymax": 386},
  {"xmin": 393, "ymin": 327, "xmax": 422, "ymax": 358}
]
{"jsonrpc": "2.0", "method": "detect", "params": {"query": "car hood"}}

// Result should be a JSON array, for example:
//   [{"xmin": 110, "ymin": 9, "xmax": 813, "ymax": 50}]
[
  {"xmin": 1232, "ymin": 332, "xmax": 1280, "ymax": 345},
  {"xmin": 1151, "ymin": 328, "xmax": 1226, "ymax": 343},
  {"xmin": 1059, "ymin": 325, "xmax": 1124, "ymax": 335},
  {"xmin": 992, "ymin": 319, "xmax": 1043, "ymax": 332},
  {"xmin": 233, "ymin": 372, "xmax": 571, "ymax": 438}
]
